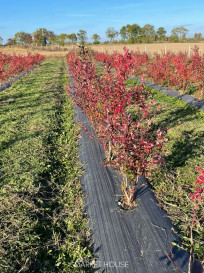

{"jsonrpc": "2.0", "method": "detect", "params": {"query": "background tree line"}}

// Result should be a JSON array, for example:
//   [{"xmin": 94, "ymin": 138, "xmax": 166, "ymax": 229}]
[
  {"xmin": 2, "ymin": 25, "xmax": 203, "ymax": 47},
  {"xmin": 107, "ymin": 25, "xmax": 203, "ymax": 43}
]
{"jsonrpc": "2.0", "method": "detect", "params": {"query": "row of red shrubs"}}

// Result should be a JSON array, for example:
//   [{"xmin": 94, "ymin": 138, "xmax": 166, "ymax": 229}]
[
  {"xmin": 94, "ymin": 46, "xmax": 204, "ymax": 99},
  {"xmin": 0, "ymin": 52, "xmax": 45, "ymax": 83}
]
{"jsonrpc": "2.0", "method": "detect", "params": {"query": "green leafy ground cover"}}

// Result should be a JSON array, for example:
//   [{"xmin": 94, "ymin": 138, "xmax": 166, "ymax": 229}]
[
  {"xmin": 0, "ymin": 59, "xmax": 92, "ymax": 272},
  {"xmin": 126, "ymin": 78, "xmax": 204, "ymax": 261}
]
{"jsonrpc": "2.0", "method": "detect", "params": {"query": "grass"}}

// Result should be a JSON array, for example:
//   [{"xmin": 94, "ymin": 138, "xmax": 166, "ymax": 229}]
[
  {"xmin": 3, "ymin": 56, "xmax": 201, "ymax": 270},
  {"xmin": 0, "ymin": 58, "xmax": 92, "ymax": 272},
  {"xmin": 95, "ymin": 65, "xmax": 204, "ymax": 260},
  {"xmin": 127, "ymin": 78, "xmax": 204, "ymax": 261}
]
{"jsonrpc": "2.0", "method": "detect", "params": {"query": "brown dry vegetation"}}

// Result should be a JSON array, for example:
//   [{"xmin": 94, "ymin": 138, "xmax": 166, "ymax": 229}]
[
  {"xmin": 0, "ymin": 46, "xmax": 68, "ymax": 57},
  {"xmin": 1, "ymin": 42, "xmax": 204, "ymax": 57},
  {"xmin": 91, "ymin": 42, "xmax": 204, "ymax": 56}
]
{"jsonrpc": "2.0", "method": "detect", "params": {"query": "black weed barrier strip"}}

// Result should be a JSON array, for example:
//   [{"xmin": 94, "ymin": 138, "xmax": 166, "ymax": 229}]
[
  {"xmin": 68, "ymin": 67, "xmax": 191, "ymax": 273},
  {"xmin": 129, "ymin": 76, "xmax": 204, "ymax": 111},
  {"xmin": 0, "ymin": 64, "xmax": 39, "ymax": 91},
  {"xmin": 95, "ymin": 62, "xmax": 204, "ymax": 111}
]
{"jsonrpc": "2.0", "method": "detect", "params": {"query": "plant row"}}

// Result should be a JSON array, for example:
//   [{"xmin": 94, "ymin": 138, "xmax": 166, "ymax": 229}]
[
  {"xmin": 67, "ymin": 49, "xmax": 169, "ymax": 207},
  {"xmin": 0, "ymin": 52, "xmax": 45, "ymax": 83},
  {"xmin": 67, "ymin": 49, "xmax": 203, "ymax": 268},
  {"xmin": 94, "ymin": 46, "xmax": 204, "ymax": 99},
  {"xmin": 0, "ymin": 59, "xmax": 92, "ymax": 272}
]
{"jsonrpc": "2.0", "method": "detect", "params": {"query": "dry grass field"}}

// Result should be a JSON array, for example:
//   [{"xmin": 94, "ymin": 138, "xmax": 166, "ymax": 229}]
[
  {"xmin": 91, "ymin": 42, "xmax": 204, "ymax": 56},
  {"xmin": 1, "ymin": 42, "xmax": 204, "ymax": 57},
  {"xmin": 0, "ymin": 46, "xmax": 68, "ymax": 57}
]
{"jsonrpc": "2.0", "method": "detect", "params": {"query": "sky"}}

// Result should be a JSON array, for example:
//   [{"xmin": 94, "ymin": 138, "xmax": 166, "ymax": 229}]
[{"xmin": 0, "ymin": 0, "xmax": 204, "ymax": 43}]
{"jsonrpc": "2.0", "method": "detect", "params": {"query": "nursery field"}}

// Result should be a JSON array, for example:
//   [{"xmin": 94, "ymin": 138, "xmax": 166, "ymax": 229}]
[
  {"xmin": 2, "ymin": 41, "xmax": 204, "ymax": 57},
  {"xmin": 0, "ymin": 49, "xmax": 203, "ymax": 272},
  {"xmin": 91, "ymin": 42, "xmax": 204, "ymax": 55},
  {"xmin": 0, "ymin": 58, "xmax": 92, "ymax": 272},
  {"xmin": 0, "ymin": 51, "xmax": 45, "ymax": 84},
  {"xmin": 128, "ymin": 79, "xmax": 204, "ymax": 259},
  {"xmin": 67, "ymin": 48, "xmax": 204, "ymax": 269},
  {"xmin": 94, "ymin": 47, "xmax": 204, "ymax": 100},
  {"xmin": 0, "ymin": 46, "xmax": 68, "ymax": 57}
]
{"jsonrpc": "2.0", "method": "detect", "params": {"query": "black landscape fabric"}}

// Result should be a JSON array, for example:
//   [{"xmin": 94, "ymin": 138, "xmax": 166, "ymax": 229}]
[
  {"xmin": 0, "ymin": 65, "xmax": 37, "ymax": 91},
  {"xmin": 129, "ymin": 76, "xmax": 204, "ymax": 111},
  {"xmin": 74, "ymin": 104, "xmax": 190, "ymax": 273}
]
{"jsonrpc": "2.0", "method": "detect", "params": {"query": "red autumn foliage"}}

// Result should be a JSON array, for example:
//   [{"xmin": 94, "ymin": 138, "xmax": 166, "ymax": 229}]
[
  {"xmin": 67, "ymin": 48, "xmax": 168, "ymax": 205},
  {"xmin": 191, "ymin": 166, "xmax": 204, "ymax": 202},
  {"xmin": 0, "ymin": 52, "xmax": 45, "ymax": 84},
  {"xmin": 188, "ymin": 167, "xmax": 204, "ymax": 272},
  {"xmin": 94, "ymin": 46, "xmax": 204, "ymax": 99}
]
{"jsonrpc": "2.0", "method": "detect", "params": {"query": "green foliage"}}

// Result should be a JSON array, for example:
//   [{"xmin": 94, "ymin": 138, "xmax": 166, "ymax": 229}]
[
  {"xmin": 33, "ymin": 28, "xmax": 54, "ymax": 46},
  {"xmin": 24, "ymin": 33, "xmax": 33, "ymax": 44},
  {"xmin": 105, "ymin": 27, "xmax": 118, "ymax": 42},
  {"xmin": 57, "ymin": 33, "xmax": 68, "ymax": 46},
  {"xmin": 33, "ymin": 28, "xmax": 47, "ymax": 46},
  {"xmin": 119, "ymin": 26, "xmax": 128, "ymax": 40},
  {"xmin": 67, "ymin": 33, "xmax": 77, "ymax": 43},
  {"xmin": 6, "ymin": 38, "xmax": 15, "ymax": 46},
  {"xmin": 194, "ymin": 33, "xmax": 203, "ymax": 41},
  {"xmin": 49, "ymin": 34, "xmax": 57, "ymax": 45},
  {"xmin": 156, "ymin": 27, "xmax": 167, "ymax": 41},
  {"xmin": 91, "ymin": 33, "xmax": 101, "ymax": 44},
  {"xmin": 0, "ymin": 58, "xmax": 92, "ymax": 272},
  {"xmin": 171, "ymin": 26, "xmax": 189, "ymax": 41},
  {"xmin": 140, "ymin": 24, "xmax": 156, "ymax": 43},
  {"xmin": 120, "ymin": 24, "xmax": 141, "ymax": 43},
  {"xmin": 127, "ymin": 24, "xmax": 141, "ymax": 43},
  {"xmin": 77, "ymin": 30, "xmax": 87, "ymax": 45},
  {"xmin": 46, "ymin": 30, "xmax": 56, "ymax": 45},
  {"xmin": 119, "ymin": 24, "xmax": 167, "ymax": 43},
  {"xmin": 14, "ymin": 31, "xmax": 32, "ymax": 45},
  {"xmin": 0, "ymin": 36, "xmax": 3, "ymax": 46},
  {"xmin": 14, "ymin": 31, "xmax": 26, "ymax": 45}
]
